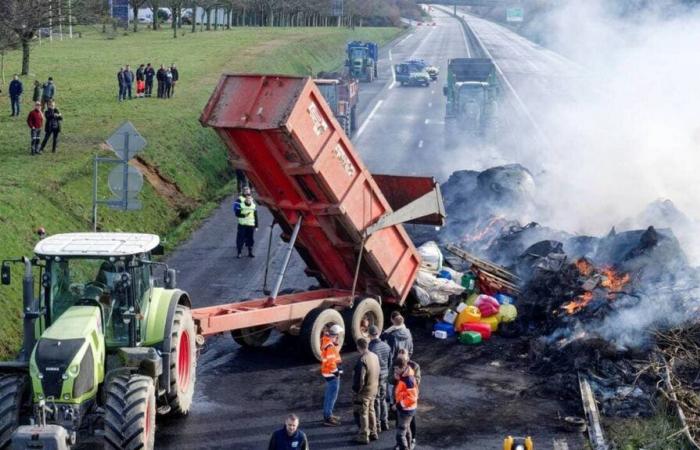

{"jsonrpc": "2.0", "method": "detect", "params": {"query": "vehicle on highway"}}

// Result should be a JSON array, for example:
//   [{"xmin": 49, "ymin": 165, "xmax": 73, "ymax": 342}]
[
  {"xmin": 345, "ymin": 41, "xmax": 379, "ymax": 82},
  {"xmin": 395, "ymin": 62, "xmax": 431, "ymax": 87},
  {"xmin": 315, "ymin": 72, "xmax": 359, "ymax": 138},
  {"xmin": 0, "ymin": 233, "xmax": 196, "ymax": 450},
  {"xmin": 403, "ymin": 59, "xmax": 439, "ymax": 80},
  {"xmin": 443, "ymin": 58, "xmax": 499, "ymax": 135}
]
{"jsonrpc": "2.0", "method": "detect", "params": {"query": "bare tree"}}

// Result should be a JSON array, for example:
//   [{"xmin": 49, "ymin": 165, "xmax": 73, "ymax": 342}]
[
  {"xmin": 166, "ymin": 0, "xmax": 184, "ymax": 37},
  {"xmin": 147, "ymin": 0, "xmax": 161, "ymax": 30},
  {"xmin": 0, "ymin": 23, "xmax": 20, "ymax": 86}
]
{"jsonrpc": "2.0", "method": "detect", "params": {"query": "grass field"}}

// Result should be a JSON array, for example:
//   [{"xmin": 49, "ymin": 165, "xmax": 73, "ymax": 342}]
[{"xmin": 0, "ymin": 25, "xmax": 402, "ymax": 358}]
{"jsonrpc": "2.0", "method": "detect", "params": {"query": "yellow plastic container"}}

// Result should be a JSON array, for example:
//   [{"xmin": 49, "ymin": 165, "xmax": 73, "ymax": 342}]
[
  {"xmin": 454, "ymin": 305, "xmax": 482, "ymax": 331},
  {"xmin": 497, "ymin": 304, "xmax": 517, "ymax": 323},
  {"xmin": 479, "ymin": 315, "xmax": 500, "ymax": 332},
  {"xmin": 466, "ymin": 292, "xmax": 479, "ymax": 306}
]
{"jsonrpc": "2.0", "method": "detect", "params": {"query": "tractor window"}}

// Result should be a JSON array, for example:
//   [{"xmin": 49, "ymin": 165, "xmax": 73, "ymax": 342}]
[{"xmin": 50, "ymin": 259, "xmax": 105, "ymax": 320}]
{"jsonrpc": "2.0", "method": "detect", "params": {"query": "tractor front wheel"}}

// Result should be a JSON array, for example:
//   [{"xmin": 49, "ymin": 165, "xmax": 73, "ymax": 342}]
[
  {"xmin": 104, "ymin": 374, "xmax": 156, "ymax": 450},
  {"xmin": 0, "ymin": 374, "xmax": 29, "ymax": 448},
  {"xmin": 166, "ymin": 306, "xmax": 197, "ymax": 416}
]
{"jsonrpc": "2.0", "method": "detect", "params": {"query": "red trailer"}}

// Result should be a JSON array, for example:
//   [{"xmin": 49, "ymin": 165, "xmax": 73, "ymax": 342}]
[{"xmin": 195, "ymin": 74, "xmax": 445, "ymax": 359}]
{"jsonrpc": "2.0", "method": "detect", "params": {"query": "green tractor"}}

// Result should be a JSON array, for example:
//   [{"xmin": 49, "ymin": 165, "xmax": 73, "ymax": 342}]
[{"xmin": 0, "ymin": 233, "xmax": 197, "ymax": 449}]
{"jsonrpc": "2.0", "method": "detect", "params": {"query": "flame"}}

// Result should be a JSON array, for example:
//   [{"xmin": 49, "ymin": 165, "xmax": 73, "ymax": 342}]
[
  {"xmin": 461, "ymin": 216, "xmax": 506, "ymax": 243},
  {"xmin": 575, "ymin": 258, "xmax": 594, "ymax": 276},
  {"xmin": 562, "ymin": 291, "xmax": 594, "ymax": 315},
  {"xmin": 600, "ymin": 267, "xmax": 631, "ymax": 292}
]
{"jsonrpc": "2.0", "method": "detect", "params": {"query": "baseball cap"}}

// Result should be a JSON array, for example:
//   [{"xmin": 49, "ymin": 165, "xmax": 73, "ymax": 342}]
[{"xmin": 329, "ymin": 324, "xmax": 344, "ymax": 336}]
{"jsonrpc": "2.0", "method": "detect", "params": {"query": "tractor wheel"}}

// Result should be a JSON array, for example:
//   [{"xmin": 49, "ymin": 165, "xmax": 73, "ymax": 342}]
[
  {"xmin": 342, "ymin": 298, "xmax": 384, "ymax": 344},
  {"xmin": 0, "ymin": 374, "xmax": 29, "ymax": 448},
  {"xmin": 166, "ymin": 306, "xmax": 197, "ymax": 416},
  {"xmin": 231, "ymin": 326, "xmax": 272, "ymax": 348},
  {"xmin": 300, "ymin": 307, "xmax": 345, "ymax": 361},
  {"xmin": 104, "ymin": 374, "xmax": 156, "ymax": 450}
]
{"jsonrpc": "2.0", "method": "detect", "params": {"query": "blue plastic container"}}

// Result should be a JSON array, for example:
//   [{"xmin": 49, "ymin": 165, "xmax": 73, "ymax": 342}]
[
  {"xmin": 436, "ymin": 269, "xmax": 452, "ymax": 280},
  {"xmin": 433, "ymin": 322, "xmax": 456, "ymax": 337},
  {"xmin": 495, "ymin": 293, "xmax": 514, "ymax": 305}
]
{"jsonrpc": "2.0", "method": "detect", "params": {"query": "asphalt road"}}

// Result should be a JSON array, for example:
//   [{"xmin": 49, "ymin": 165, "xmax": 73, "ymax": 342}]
[{"xmin": 155, "ymin": 9, "xmax": 585, "ymax": 450}]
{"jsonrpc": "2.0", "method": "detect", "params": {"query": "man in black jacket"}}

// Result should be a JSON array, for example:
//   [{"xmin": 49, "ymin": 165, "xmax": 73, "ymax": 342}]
[
  {"xmin": 382, "ymin": 312, "xmax": 414, "ymax": 408},
  {"xmin": 9, "ymin": 74, "xmax": 23, "ymax": 117},
  {"xmin": 268, "ymin": 414, "xmax": 309, "ymax": 450},
  {"xmin": 136, "ymin": 64, "xmax": 145, "ymax": 98},
  {"xmin": 40, "ymin": 100, "xmax": 62, "ymax": 153},
  {"xmin": 123, "ymin": 64, "xmax": 135, "ymax": 100},
  {"xmin": 144, "ymin": 63, "xmax": 155, "ymax": 97},
  {"xmin": 117, "ymin": 67, "xmax": 125, "ymax": 101},
  {"xmin": 368, "ymin": 325, "xmax": 392, "ymax": 433},
  {"xmin": 156, "ymin": 64, "xmax": 166, "ymax": 98},
  {"xmin": 170, "ymin": 64, "xmax": 179, "ymax": 97}
]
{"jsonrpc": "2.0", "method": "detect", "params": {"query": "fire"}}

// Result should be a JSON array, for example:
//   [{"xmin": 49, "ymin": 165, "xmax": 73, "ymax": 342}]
[
  {"xmin": 562, "ymin": 292, "xmax": 594, "ymax": 315},
  {"xmin": 575, "ymin": 258, "xmax": 594, "ymax": 276},
  {"xmin": 461, "ymin": 216, "xmax": 506, "ymax": 243},
  {"xmin": 600, "ymin": 267, "xmax": 631, "ymax": 292},
  {"xmin": 561, "ymin": 266, "xmax": 631, "ymax": 315}
]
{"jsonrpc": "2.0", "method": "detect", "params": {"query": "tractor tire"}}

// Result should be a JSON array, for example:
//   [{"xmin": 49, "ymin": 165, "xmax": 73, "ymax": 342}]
[
  {"xmin": 166, "ymin": 306, "xmax": 197, "ymax": 416},
  {"xmin": 104, "ymin": 374, "xmax": 156, "ymax": 450},
  {"xmin": 300, "ymin": 307, "xmax": 345, "ymax": 361},
  {"xmin": 342, "ymin": 298, "xmax": 384, "ymax": 345},
  {"xmin": 231, "ymin": 326, "xmax": 272, "ymax": 348},
  {"xmin": 0, "ymin": 374, "xmax": 29, "ymax": 448}
]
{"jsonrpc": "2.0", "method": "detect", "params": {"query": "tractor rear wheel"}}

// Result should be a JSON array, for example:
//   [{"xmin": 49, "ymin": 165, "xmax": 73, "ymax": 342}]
[
  {"xmin": 300, "ymin": 307, "xmax": 345, "ymax": 361},
  {"xmin": 231, "ymin": 326, "xmax": 272, "ymax": 347},
  {"xmin": 104, "ymin": 374, "xmax": 156, "ymax": 450},
  {"xmin": 0, "ymin": 374, "xmax": 29, "ymax": 448},
  {"xmin": 166, "ymin": 306, "xmax": 197, "ymax": 416},
  {"xmin": 343, "ymin": 298, "xmax": 384, "ymax": 344}
]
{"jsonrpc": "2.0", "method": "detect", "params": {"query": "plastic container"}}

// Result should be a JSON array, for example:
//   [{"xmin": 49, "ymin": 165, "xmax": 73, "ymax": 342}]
[
  {"xmin": 433, "ymin": 330, "xmax": 448, "ymax": 339},
  {"xmin": 437, "ymin": 269, "xmax": 452, "ymax": 280},
  {"xmin": 461, "ymin": 271, "xmax": 477, "ymax": 291},
  {"xmin": 454, "ymin": 305, "xmax": 482, "ymax": 331},
  {"xmin": 478, "ymin": 302, "xmax": 499, "ymax": 318},
  {"xmin": 456, "ymin": 302, "xmax": 468, "ymax": 313},
  {"xmin": 497, "ymin": 304, "xmax": 517, "ymax": 323},
  {"xmin": 433, "ymin": 322, "xmax": 456, "ymax": 337},
  {"xmin": 466, "ymin": 292, "xmax": 479, "ymax": 306},
  {"xmin": 495, "ymin": 293, "xmax": 514, "ymax": 305},
  {"xmin": 459, "ymin": 331, "xmax": 482, "ymax": 345},
  {"xmin": 460, "ymin": 322, "xmax": 492, "ymax": 340},
  {"xmin": 479, "ymin": 315, "xmax": 500, "ymax": 332},
  {"xmin": 443, "ymin": 309, "xmax": 458, "ymax": 324}
]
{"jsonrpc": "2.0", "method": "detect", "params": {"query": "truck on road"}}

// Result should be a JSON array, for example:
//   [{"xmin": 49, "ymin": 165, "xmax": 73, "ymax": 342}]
[
  {"xmin": 443, "ymin": 58, "xmax": 499, "ymax": 134},
  {"xmin": 346, "ymin": 41, "xmax": 379, "ymax": 82},
  {"xmin": 315, "ymin": 72, "xmax": 359, "ymax": 138}
]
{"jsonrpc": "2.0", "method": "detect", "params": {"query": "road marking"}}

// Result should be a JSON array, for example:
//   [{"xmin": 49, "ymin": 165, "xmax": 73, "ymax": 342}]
[
  {"xmin": 397, "ymin": 33, "xmax": 413, "ymax": 46},
  {"xmin": 389, "ymin": 81, "xmax": 396, "ymax": 90},
  {"xmin": 418, "ymin": 140, "xmax": 424, "ymax": 148},
  {"xmin": 424, "ymin": 119, "xmax": 430, "ymax": 124},
  {"xmin": 356, "ymin": 100, "xmax": 384, "ymax": 138},
  {"xmin": 389, "ymin": 49, "xmax": 393, "ymax": 61},
  {"xmin": 460, "ymin": 16, "xmax": 472, "ymax": 57},
  {"xmin": 428, "ymin": 102, "xmax": 432, "ymax": 108}
]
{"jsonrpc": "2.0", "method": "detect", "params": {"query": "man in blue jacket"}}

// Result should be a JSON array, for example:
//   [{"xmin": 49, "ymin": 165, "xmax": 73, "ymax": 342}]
[
  {"xmin": 9, "ymin": 74, "xmax": 23, "ymax": 117},
  {"xmin": 268, "ymin": 414, "xmax": 309, "ymax": 450}
]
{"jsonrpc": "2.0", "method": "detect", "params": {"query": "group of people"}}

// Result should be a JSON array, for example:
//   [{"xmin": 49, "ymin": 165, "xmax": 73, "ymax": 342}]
[
  {"xmin": 8, "ymin": 74, "xmax": 62, "ymax": 155},
  {"xmin": 117, "ymin": 63, "xmax": 179, "ymax": 101}
]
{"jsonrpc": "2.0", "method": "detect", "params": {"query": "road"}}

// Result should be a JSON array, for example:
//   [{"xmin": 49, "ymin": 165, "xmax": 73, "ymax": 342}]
[{"xmin": 155, "ymin": 8, "xmax": 585, "ymax": 450}]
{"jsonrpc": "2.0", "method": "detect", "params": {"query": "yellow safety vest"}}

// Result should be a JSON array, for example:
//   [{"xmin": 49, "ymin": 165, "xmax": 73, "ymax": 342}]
[{"xmin": 238, "ymin": 196, "xmax": 256, "ymax": 227}]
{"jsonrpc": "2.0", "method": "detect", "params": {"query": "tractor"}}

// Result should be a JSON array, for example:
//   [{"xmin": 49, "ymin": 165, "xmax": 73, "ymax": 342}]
[{"xmin": 0, "ymin": 232, "xmax": 196, "ymax": 449}]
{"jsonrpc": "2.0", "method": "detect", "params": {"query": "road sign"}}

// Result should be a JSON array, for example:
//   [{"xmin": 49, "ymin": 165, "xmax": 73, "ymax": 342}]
[
  {"xmin": 108, "ymin": 165, "xmax": 143, "ymax": 199},
  {"xmin": 106, "ymin": 121, "xmax": 147, "ymax": 160},
  {"xmin": 506, "ymin": 7, "xmax": 524, "ymax": 23}
]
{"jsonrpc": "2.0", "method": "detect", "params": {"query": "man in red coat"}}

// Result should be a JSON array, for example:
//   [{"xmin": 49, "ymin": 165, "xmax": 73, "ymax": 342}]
[{"xmin": 27, "ymin": 102, "xmax": 44, "ymax": 155}]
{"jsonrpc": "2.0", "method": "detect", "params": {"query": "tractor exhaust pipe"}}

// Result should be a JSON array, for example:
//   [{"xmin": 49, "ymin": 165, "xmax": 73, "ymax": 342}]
[{"xmin": 20, "ymin": 257, "xmax": 37, "ymax": 362}]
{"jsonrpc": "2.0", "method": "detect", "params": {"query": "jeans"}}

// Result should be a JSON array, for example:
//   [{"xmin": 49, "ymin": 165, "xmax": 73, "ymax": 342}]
[
  {"xmin": 236, "ymin": 225, "xmax": 255, "ymax": 255},
  {"xmin": 374, "ymin": 378, "xmax": 389, "ymax": 432},
  {"xmin": 124, "ymin": 83, "xmax": 132, "ymax": 99},
  {"xmin": 30, "ymin": 129, "xmax": 41, "ymax": 154},
  {"xmin": 396, "ymin": 410, "xmax": 414, "ymax": 450},
  {"xmin": 10, "ymin": 96, "xmax": 20, "ymax": 116},
  {"xmin": 145, "ymin": 80, "xmax": 153, "ymax": 97},
  {"xmin": 118, "ymin": 84, "xmax": 125, "ymax": 101},
  {"xmin": 323, "ymin": 376, "xmax": 339, "ymax": 419}
]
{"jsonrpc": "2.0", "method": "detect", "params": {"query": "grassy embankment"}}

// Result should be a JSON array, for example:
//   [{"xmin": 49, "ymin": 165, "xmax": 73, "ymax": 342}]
[{"xmin": 0, "ymin": 25, "xmax": 402, "ymax": 358}]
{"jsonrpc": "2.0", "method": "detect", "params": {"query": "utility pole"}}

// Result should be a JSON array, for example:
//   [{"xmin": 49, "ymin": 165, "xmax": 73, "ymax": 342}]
[
  {"xmin": 58, "ymin": 0, "xmax": 63, "ymax": 40},
  {"xmin": 68, "ymin": 0, "xmax": 73, "ymax": 38}
]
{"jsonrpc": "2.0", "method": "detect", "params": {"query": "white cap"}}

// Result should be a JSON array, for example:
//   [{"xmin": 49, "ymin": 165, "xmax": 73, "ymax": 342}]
[{"xmin": 329, "ymin": 324, "xmax": 344, "ymax": 336}]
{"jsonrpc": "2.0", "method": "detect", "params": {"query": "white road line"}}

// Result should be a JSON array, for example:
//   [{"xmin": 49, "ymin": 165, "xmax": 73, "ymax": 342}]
[
  {"xmin": 424, "ymin": 119, "xmax": 430, "ymax": 124},
  {"xmin": 418, "ymin": 140, "xmax": 424, "ymax": 148},
  {"xmin": 356, "ymin": 100, "xmax": 384, "ymax": 138},
  {"xmin": 460, "ymin": 15, "xmax": 472, "ymax": 57},
  {"xmin": 389, "ymin": 81, "xmax": 396, "ymax": 90},
  {"xmin": 397, "ymin": 34, "xmax": 413, "ymax": 46},
  {"xmin": 389, "ymin": 49, "xmax": 393, "ymax": 61}
]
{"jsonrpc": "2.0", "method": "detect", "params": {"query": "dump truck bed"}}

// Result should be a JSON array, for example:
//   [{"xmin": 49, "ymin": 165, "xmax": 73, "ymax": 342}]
[
  {"xmin": 200, "ymin": 74, "xmax": 420, "ymax": 305},
  {"xmin": 448, "ymin": 58, "xmax": 495, "ymax": 83}
]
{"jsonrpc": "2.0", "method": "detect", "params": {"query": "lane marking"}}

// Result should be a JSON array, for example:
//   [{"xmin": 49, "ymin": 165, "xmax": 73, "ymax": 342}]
[
  {"xmin": 424, "ymin": 119, "xmax": 430, "ymax": 124},
  {"xmin": 356, "ymin": 100, "xmax": 384, "ymax": 138},
  {"xmin": 428, "ymin": 102, "xmax": 432, "ymax": 108},
  {"xmin": 418, "ymin": 140, "xmax": 424, "ymax": 148},
  {"xmin": 397, "ymin": 33, "xmax": 413, "ymax": 46},
  {"xmin": 460, "ymin": 15, "xmax": 472, "ymax": 57},
  {"xmin": 389, "ymin": 81, "xmax": 396, "ymax": 90},
  {"xmin": 389, "ymin": 49, "xmax": 393, "ymax": 61}
]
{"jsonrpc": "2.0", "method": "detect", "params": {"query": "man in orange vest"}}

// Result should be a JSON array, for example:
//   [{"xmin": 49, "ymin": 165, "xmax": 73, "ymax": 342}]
[
  {"xmin": 393, "ymin": 355, "xmax": 418, "ymax": 450},
  {"xmin": 321, "ymin": 324, "xmax": 343, "ymax": 426}
]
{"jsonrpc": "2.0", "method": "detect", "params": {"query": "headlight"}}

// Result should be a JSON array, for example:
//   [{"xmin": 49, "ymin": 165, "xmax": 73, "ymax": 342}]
[{"xmin": 69, "ymin": 364, "xmax": 79, "ymax": 377}]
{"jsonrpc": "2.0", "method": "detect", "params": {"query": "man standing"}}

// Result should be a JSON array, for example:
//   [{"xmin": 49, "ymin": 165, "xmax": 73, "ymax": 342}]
[
  {"xmin": 268, "ymin": 414, "xmax": 309, "ymax": 450},
  {"xmin": 123, "ymin": 65, "xmax": 135, "ymax": 100},
  {"xmin": 156, "ymin": 64, "xmax": 166, "ymax": 98},
  {"xmin": 368, "ymin": 325, "xmax": 392, "ymax": 434},
  {"xmin": 41, "ymin": 77, "xmax": 55, "ymax": 109},
  {"xmin": 394, "ymin": 355, "xmax": 419, "ymax": 450},
  {"xmin": 352, "ymin": 338, "xmax": 380, "ymax": 445},
  {"xmin": 32, "ymin": 80, "xmax": 41, "ymax": 104},
  {"xmin": 40, "ymin": 100, "xmax": 62, "ymax": 153},
  {"xmin": 136, "ymin": 64, "xmax": 145, "ymax": 98},
  {"xmin": 144, "ymin": 63, "xmax": 155, "ymax": 97},
  {"xmin": 164, "ymin": 68, "xmax": 173, "ymax": 98},
  {"xmin": 233, "ymin": 186, "xmax": 258, "ymax": 258},
  {"xmin": 397, "ymin": 348, "xmax": 421, "ymax": 449},
  {"xmin": 117, "ymin": 67, "xmax": 125, "ymax": 102},
  {"xmin": 27, "ymin": 102, "xmax": 43, "ymax": 155},
  {"xmin": 321, "ymin": 324, "xmax": 343, "ymax": 427},
  {"xmin": 170, "ymin": 64, "xmax": 179, "ymax": 97},
  {"xmin": 9, "ymin": 75, "xmax": 23, "ymax": 117},
  {"xmin": 382, "ymin": 312, "xmax": 414, "ymax": 406}
]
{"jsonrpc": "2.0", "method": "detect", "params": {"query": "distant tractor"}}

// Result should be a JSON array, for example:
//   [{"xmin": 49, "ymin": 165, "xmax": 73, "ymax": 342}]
[
  {"xmin": 315, "ymin": 72, "xmax": 360, "ymax": 138},
  {"xmin": 443, "ymin": 58, "xmax": 499, "ymax": 135},
  {"xmin": 346, "ymin": 41, "xmax": 379, "ymax": 82},
  {"xmin": 0, "ymin": 233, "xmax": 196, "ymax": 450}
]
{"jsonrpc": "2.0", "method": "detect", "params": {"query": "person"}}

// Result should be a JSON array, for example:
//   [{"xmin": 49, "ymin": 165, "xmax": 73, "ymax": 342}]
[
  {"xmin": 382, "ymin": 312, "xmax": 414, "ymax": 406},
  {"xmin": 368, "ymin": 325, "xmax": 392, "ymax": 434},
  {"xmin": 117, "ymin": 67, "xmax": 125, "ymax": 101},
  {"xmin": 156, "ymin": 64, "xmax": 166, "ymax": 98},
  {"xmin": 321, "ymin": 324, "xmax": 343, "ymax": 427},
  {"xmin": 233, "ymin": 186, "xmax": 258, "ymax": 258},
  {"xmin": 164, "ymin": 68, "xmax": 173, "ymax": 98},
  {"xmin": 268, "ymin": 414, "xmax": 309, "ymax": 450},
  {"xmin": 170, "ymin": 64, "xmax": 179, "ymax": 97},
  {"xmin": 123, "ymin": 65, "xmax": 135, "ymax": 100},
  {"xmin": 352, "ymin": 338, "xmax": 380, "ymax": 444},
  {"xmin": 393, "ymin": 355, "xmax": 418, "ymax": 450},
  {"xmin": 136, "ymin": 64, "xmax": 145, "ymax": 98},
  {"xmin": 41, "ymin": 77, "xmax": 55, "ymax": 110},
  {"xmin": 32, "ymin": 80, "xmax": 41, "ymax": 104},
  {"xmin": 235, "ymin": 169, "xmax": 247, "ymax": 194},
  {"xmin": 9, "ymin": 74, "xmax": 23, "ymax": 117},
  {"xmin": 36, "ymin": 227, "xmax": 47, "ymax": 240},
  {"xmin": 27, "ymin": 102, "xmax": 44, "ymax": 155},
  {"xmin": 144, "ymin": 63, "xmax": 155, "ymax": 97},
  {"xmin": 40, "ymin": 100, "xmax": 62, "ymax": 153},
  {"xmin": 397, "ymin": 348, "xmax": 421, "ymax": 449}
]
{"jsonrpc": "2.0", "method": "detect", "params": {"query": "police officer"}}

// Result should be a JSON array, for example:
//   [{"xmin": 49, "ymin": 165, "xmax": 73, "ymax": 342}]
[{"xmin": 233, "ymin": 186, "xmax": 258, "ymax": 258}]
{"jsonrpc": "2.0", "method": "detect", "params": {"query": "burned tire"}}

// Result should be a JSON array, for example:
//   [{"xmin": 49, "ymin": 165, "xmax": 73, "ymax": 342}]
[
  {"xmin": 343, "ymin": 298, "xmax": 384, "ymax": 344},
  {"xmin": 104, "ymin": 374, "xmax": 156, "ymax": 450},
  {"xmin": 166, "ymin": 306, "xmax": 197, "ymax": 416},
  {"xmin": 0, "ymin": 374, "xmax": 29, "ymax": 448},
  {"xmin": 300, "ymin": 307, "xmax": 345, "ymax": 361},
  {"xmin": 231, "ymin": 326, "xmax": 272, "ymax": 347}
]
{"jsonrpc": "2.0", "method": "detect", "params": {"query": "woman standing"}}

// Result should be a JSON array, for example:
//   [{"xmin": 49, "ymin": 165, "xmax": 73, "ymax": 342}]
[{"xmin": 40, "ymin": 100, "xmax": 63, "ymax": 153}]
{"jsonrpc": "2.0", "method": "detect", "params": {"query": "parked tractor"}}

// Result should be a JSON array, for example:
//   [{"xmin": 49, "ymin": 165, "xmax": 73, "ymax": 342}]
[
  {"xmin": 346, "ymin": 41, "xmax": 378, "ymax": 82},
  {"xmin": 315, "ymin": 72, "xmax": 359, "ymax": 138},
  {"xmin": 0, "ymin": 233, "xmax": 196, "ymax": 450}
]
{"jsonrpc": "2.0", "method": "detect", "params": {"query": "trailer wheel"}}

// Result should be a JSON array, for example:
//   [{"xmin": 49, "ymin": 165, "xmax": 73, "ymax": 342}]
[
  {"xmin": 350, "ymin": 106, "xmax": 358, "ymax": 132},
  {"xmin": 0, "ymin": 374, "xmax": 29, "ymax": 448},
  {"xmin": 231, "ymin": 326, "xmax": 272, "ymax": 348},
  {"xmin": 300, "ymin": 307, "xmax": 345, "ymax": 361},
  {"xmin": 166, "ymin": 306, "xmax": 197, "ymax": 416},
  {"xmin": 104, "ymin": 374, "xmax": 156, "ymax": 450},
  {"xmin": 343, "ymin": 298, "xmax": 384, "ymax": 344}
]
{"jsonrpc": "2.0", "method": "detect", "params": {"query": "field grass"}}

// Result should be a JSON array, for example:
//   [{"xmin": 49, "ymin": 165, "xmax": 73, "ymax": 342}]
[
  {"xmin": 0, "ymin": 24, "xmax": 402, "ymax": 358},
  {"xmin": 605, "ymin": 402, "xmax": 694, "ymax": 449}
]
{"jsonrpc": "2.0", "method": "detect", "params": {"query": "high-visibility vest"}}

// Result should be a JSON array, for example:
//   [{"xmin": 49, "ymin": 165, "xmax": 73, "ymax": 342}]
[
  {"xmin": 395, "ymin": 366, "xmax": 418, "ymax": 411},
  {"xmin": 320, "ymin": 336, "xmax": 341, "ymax": 377},
  {"xmin": 237, "ymin": 196, "xmax": 256, "ymax": 227}
]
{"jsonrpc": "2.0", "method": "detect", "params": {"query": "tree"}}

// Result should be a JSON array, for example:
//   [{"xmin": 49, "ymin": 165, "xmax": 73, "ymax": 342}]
[
  {"xmin": 131, "ymin": 0, "xmax": 148, "ymax": 32},
  {"xmin": 147, "ymin": 0, "xmax": 161, "ymax": 29},
  {"xmin": 166, "ymin": 0, "xmax": 184, "ymax": 37},
  {"xmin": 0, "ymin": 22, "xmax": 20, "ymax": 86}
]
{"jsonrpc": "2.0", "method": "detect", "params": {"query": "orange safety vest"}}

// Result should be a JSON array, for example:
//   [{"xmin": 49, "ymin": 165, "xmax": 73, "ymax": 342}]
[
  {"xmin": 320, "ymin": 336, "xmax": 341, "ymax": 377},
  {"xmin": 395, "ymin": 366, "xmax": 418, "ymax": 411}
]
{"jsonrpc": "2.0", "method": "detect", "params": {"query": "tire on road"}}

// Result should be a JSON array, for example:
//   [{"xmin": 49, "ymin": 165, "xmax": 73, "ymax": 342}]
[
  {"xmin": 104, "ymin": 374, "xmax": 156, "ymax": 450},
  {"xmin": 300, "ymin": 307, "xmax": 345, "ymax": 361},
  {"xmin": 231, "ymin": 326, "xmax": 272, "ymax": 348},
  {"xmin": 342, "ymin": 298, "xmax": 384, "ymax": 345},
  {"xmin": 0, "ymin": 374, "xmax": 29, "ymax": 448},
  {"xmin": 166, "ymin": 306, "xmax": 197, "ymax": 417}
]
